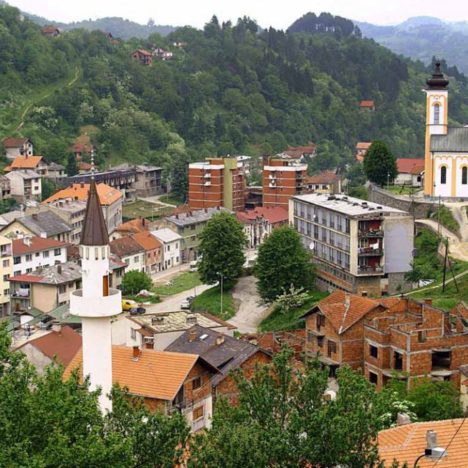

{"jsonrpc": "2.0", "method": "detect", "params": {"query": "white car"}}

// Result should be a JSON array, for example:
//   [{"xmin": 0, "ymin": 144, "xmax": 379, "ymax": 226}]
[{"xmin": 181, "ymin": 295, "xmax": 194, "ymax": 310}]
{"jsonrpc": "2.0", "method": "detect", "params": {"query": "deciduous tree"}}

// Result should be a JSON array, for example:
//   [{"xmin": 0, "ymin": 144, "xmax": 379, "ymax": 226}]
[
  {"xmin": 121, "ymin": 270, "xmax": 153, "ymax": 295},
  {"xmin": 363, "ymin": 141, "xmax": 398, "ymax": 187}
]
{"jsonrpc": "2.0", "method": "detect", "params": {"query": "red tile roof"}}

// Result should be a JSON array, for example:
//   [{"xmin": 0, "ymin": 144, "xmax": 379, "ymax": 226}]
[
  {"xmin": 283, "ymin": 143, "xmax": 316, "ymax": 159},
  {"xmin": 396, "ymin": 158, "xmax": 425, "ymax": 175},
  {"xmin": 132, "ymin": 231, "xmax": 161, "ymax": 251},
  {"xmin": 133, "ymin": 49, "xmax": 152, "ymax": 56},
  {"xmin": 236, "ymin": 206, "xmax": 289, "ymax": 225},
  {"xmin": 316, "ymin": 290, "xmax": 382, "ymax": 334},
  {"xmin": 8, "ymin": 274, "xmax": 43, "ymax": 283},
  {"xmin": 2, "ymin": 137, "xmax": 29, "ymax": 148},
  {"xmin": 305, "ymin": 170, "xmax": 341, "ymax": 185},
  {"xmin": 356, "ymin": 142, "xmax": 372, "ymax": 150},
  {"xmin": 115, "ymin": 218, "xmax": 149, "ymax": 235},
  {"xmin": 18, "ymin": 326, "xmax": 81, "ymax": 367},
  {"xmin": 379, "ymin": 419, "xmax": 468, "ymax": 467},
  {"xmin": 110, "ymin": 236, "xmax": 144, "ymax": 258},
  {"xmin": 360, "ymin": 100, "xmax": 375, "ymax": 108},
  {"xmin": 43, "ymin": 183, "xmax": 122, "ymax": 206},
  {"xmin": 12, "ymin": 237, "xmax": 68, "ymax": 255},
  {"xmin": 7, "ymin": 155, "xmax": 43, "ymax": 171}
]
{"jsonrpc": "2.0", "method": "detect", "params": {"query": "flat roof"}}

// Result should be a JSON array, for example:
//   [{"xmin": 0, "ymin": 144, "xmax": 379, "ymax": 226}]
[{"xmin": 292, "ymin": 193, "xmax": 408, "ymax": 217}]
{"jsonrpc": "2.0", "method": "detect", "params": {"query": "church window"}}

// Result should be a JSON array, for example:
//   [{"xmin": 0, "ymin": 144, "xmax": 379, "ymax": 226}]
[
  {"xmin": 434, "ymin": 104, "xmax": 440, "ymax": 125},
  {"xmin": 440, "ymin": 166, "xmax": 447, "ymax": 185},
  {"xmin": 462, "ymin": 167, "xmax": 467, "ymax": 185}
]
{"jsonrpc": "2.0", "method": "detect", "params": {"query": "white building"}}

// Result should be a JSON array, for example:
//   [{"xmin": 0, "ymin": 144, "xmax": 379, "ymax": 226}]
[
  {"xmin": 109, "ymin": 236, "xmax": 145, "ymax": 273},
  {"xmin": 12, "ymin": 237, "xmax": 68, "ymax": 276},
  {"xmin": 6, "ymin": 170, "xmax": 42, "ymax": 202},
  {"xmin": 152, "ymin": 228, "xmax": 182, "ymax": 270},
  {"xmin": 2, "ymin": 137, "xmax": 34, "ymax": 159}
]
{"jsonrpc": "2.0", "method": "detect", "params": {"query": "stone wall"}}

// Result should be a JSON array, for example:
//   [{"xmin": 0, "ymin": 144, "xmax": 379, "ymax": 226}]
[{"xmin": 368, "ymin": 185, "xmax": 436, "ymax": 219}]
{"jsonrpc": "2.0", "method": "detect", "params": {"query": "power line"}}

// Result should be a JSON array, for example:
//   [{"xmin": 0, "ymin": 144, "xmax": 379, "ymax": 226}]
[{"xmin": 431, "ymin": 418, "xmax": 466, "ymax": 467}]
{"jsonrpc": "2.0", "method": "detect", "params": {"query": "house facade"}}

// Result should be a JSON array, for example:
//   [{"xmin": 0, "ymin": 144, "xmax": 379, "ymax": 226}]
[
  {"xmin": 152, "ymin": 228, "xmax": 182, "ymax": 270},
  {"xmin": 2, "ymin": 137, "xmax": 33, "ymax": 159},
  {"xmin": 0, "ymin": 235, "xmax": 13, "ymax": 316},
  {"xmin": 132, "ymin": 231, "xmax": 162, "ymax": 274},
  {"xmin": 395, "ymin": 158, "xmax": 425, "ymax": 187},
  {"xmin": 110, "ymin": 236, "xmax": 145, "ymax": 272},
  {"xmin": 6, "ymin": 170, "xmax": 42, "ymax": 202}
]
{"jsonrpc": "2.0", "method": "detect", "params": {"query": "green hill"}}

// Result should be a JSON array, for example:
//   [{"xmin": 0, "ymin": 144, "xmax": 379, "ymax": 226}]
[{"xmin": 2, "ymin": 5, "xmax": 468, "ymax": 199}]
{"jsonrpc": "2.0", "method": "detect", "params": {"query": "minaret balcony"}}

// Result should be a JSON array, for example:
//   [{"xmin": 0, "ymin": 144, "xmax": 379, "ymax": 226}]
[{"xmin": 70, "ymin": 288, "xmax": 122, "ymax": 318}]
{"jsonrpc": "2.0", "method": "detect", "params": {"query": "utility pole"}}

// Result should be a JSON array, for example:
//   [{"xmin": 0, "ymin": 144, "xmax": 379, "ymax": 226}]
[
  {"xmin": 220, "ymin": 273, "xmax": 223, "ymax": 315},
  {"xmin": 442, "ymin": 238, "xmax": 448, "ymax": 292},
  {"xmin": 437, "ymin": 195, "xmax": 441, "ymax": 238},
  {"xmin": 387, "ymin": 172, "xmax": 390, "ymax": 189}
]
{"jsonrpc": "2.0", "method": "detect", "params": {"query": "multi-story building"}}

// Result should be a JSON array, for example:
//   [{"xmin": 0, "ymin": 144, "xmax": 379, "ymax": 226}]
[
  {"xmin": 132, "ymin": 231, "xmax": 162, "ymax": 274},
  {"xmin": 43, "ymin": 183, "xmax": 123, "ymax": 234},
  {"xmin": 111, "ymin": 164, "xmax": 163, "ymax": 197},
  {"xmin": 364, "ymin": 298, "xmax": 468, "ymax": 390},
  {"xmin": 263, "ymin": 156, "xmax": 308, "ymax": 209},
  {"xmin": 304, "ymin": 171, "xmax": 342, "ymax": 195},
  {"xmin": 165, "ymin": 207, "xmax": 230, "ymax": 262},
  {"xmin": 12, "ymin": 237, "xmax": 68, "ymax": 276},
  {"xmin": 290, "ymin": 194, "xmax": 414, "ymax": 296},
  {"xmin": 355, "ymin": 142, "xmax": 371, "ymax": 162},
  {"xmin": 152, "ymin": 228, "xmax": 182, "ymax": 270},
  {"xmin": 109, "ymin": 236, "xmax": 145, "ymax": 273},
  {"xmin": 5, "ymin": 155, "xmax": 48, "ymax": 176},
  {"xmin": 2, "ymin": 137, "xmax": 34, "ymax": 159},
  {"xmin": 188, "ymin": 157, "xmax": 245, "ymax": 211},
  {"xmin": 6, "ymin": 170, "xmax": 42, "ymax": 202},
  {"xmin": 0, "ymin": 235, "xmax": 12, "ymax": 316},
  {"xmin": 0, "ymin": 175, "xmax": 11, "ymax": 200}
]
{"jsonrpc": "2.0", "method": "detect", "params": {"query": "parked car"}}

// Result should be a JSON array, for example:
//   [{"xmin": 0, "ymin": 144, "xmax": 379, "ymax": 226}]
[
  {"xmin": 122, "ymin": 299, "xmax": 146, "ymax": 315},
  {"xmin": 189, "ymin": 261, "xmax": 198, "ymax": 272},
  {"xmin": 181, "ymin": 295, "xmax": 195, "ymax": 310}
]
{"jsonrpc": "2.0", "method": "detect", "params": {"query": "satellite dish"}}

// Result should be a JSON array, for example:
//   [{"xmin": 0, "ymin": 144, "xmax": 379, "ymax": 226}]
[{"xmin": 309, "ymin": 242, "xmax": 315, "ymax": 250}]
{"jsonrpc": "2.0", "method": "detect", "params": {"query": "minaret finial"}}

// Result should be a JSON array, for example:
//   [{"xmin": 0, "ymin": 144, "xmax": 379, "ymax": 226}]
[{"xmin": 90, "ymin": 150, "xmax": 96, "ymax": 178}]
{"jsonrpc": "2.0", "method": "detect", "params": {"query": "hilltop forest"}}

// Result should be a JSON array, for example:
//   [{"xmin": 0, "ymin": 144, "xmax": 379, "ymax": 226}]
[{"xmin": 2, "ymin": 5, "xmax": 468, "ymax": 195}]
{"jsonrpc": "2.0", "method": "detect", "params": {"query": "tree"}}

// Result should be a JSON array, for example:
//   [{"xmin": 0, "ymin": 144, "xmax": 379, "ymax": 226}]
[
  {"xmin": 66, "ymin": 152, "xmax": 78, "ymax": 177},
  {"xmin": 121, "ymin": 270, "xmax": 153, "ymax": 295},
  {"xmin": 255, "ymin": 226, "xmax": 314, "ymax": 302},
  {"xmin": 363, "ymin": 141, "xmax": 398, "ymax": 187},
  {"xmin": 197, "ymin": 212, "xmax": 246, "ymax": 285},
  {"xmin": 190, "ymin": 348, "xmax": 391, "ymax": 467},
  {"xmin": 41, "ymin": 178, "xmax": 58, "ymax": 201}
]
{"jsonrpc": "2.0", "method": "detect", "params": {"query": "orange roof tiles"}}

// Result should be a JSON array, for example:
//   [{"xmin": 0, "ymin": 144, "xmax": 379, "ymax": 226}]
[
  {"xmin": 396, "ymin": 158, "xmax": 425, "ymax": 175},
  {"xmin": 8, "ymin": 155, "xmax": 43, "ymax": 170},
  {"xmin": 64, "ymin": 346, "xmax": 202, "ymax": 400},
  {"xmin": 18, "ymin": 326, "xmax": 82, "ymax": 367},
  {"xmin": 236, "ymin": 206, "xmax": 289, "ymax": 225},
  {"xmin": 360, "ymin": 100, "xmax": 375, "ymax": 108},
  {"xmin": 378, "ymin": 419, "xmax": 468, "ymax": 467},
  {"xmin": 317, "ymin": 290, "xmax": 382, "ymax": 334},
  {"xmin": 12, "ymin": 236, "xmax": 68, "ymax": 255},
  {"xmin": 43, "ymin": 183, "xmax": 122, "ymax": 206},
  {"xmin": 305, "ymin": 170, "xmax": 341, "ymax": 185},
  {"xmin": 115, "ymin": 218, "xmax": 149, "ymax": 235},
  {"xmin": 356, "ymin": 142, "xmax": 372, "ymax": 150},
  {"xmin": 132, "ymin": 231, "xmax": 161, "ymax": 251}
]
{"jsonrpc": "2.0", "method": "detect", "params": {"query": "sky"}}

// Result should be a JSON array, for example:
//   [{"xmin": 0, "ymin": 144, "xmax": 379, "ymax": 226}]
[{"xmin": 6, "ymin": 0, "xmax": 468, "ymax": 29}]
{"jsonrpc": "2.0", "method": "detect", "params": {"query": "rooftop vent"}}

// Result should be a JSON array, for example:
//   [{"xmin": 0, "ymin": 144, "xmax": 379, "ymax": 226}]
[
  {"xmin": 151, "ymin": 316, "xmax": 164, "ymax": 324},
  {"xmin": 200, "ymin": 333, "xmax": 208, "ymax": 341}
]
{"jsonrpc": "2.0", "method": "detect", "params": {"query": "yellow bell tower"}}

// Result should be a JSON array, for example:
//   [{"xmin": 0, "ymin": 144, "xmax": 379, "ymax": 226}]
[{"xmin": 424, "ymin": 62, "xmax": 449, "ymax": 196}]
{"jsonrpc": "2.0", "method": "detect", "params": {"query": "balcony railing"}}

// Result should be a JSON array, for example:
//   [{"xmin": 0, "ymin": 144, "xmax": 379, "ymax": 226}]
[
  {"xmin": 358, "ymin": 265, "xmax": 383, "ymax": 274},
  {"xmin": 358, "ymin": 247, "xmax": 383, "ymax": 256},
  {"xmin": 358, "ymin": 229, "xmax": 383, "ymax": 238}
]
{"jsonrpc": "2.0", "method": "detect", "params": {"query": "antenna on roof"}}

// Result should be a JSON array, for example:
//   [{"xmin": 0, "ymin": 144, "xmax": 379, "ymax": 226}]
[{"xmin": 90, "ymin": 151, "xmax": 95, "ymax": 179}]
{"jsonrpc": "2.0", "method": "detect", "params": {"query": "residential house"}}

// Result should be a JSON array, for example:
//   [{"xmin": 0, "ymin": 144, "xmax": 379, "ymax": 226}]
[
  {"xmin": 46, "ymin": 162, "xmax": 66, "ymax": 180},
  {"xmin": 236, "ymin": 206, "xmax": 289, "ymax": 249},
  {"xmin": 363, "ymin": 297, "xmax": 468, "ymax": 390},
  {"xmin": 6, "ymin": 170, "xmax": 42, "ymax": 202},
  {"xmin": 0, "ymin": 210, "xmax": 23, "ymax": 228},
  {"xmin": 359, "ymin": 100, "xmax": 375, "ymax": 111},
  {"xmin": 279, "ymin": 143, "xmax": 317, "ymax": 161},
  {"xmin": 1, "ymin": 211, "xmax": 72, "ymax": 242},
  {"xmin": 0, "ymin": 176, "xmax": 11, "ymax": 200},
  {"xmin": 165, "ymin": 207, "xmax": 230, "ymax": 262},
  {"xmin": 152, "ymin": 228, "xmax": 182, "ymax": 270},
  {"xmin": 5, "ymin": 155, "xmax": 48, "ymax": 176},
  {"xmin": 395, "ymin": 158, "xmax": 425, "ymax": 187},
  {"xmin": 132, "ymin": 231, "xmax": 162, "ymax": 274},
  {"xmin": 41, "ymin": 26, "xmax": 60, "ymax": 37},
  {"xmin": 0, "ymin": 235, "xmax": 13, "ymax": 316},
  {"xmin": 12, "ymin": 237, "xmax": 68, "ymax": 276},
  {"xmin": 112, "ymin": 310, "xmax": 236, "ymax": 351},
  {"xmin": 64, "ymin": 346, "xmax": 217, "ymax": 432},
  {"xmin": 2, "ymin": 137, "xmax": 33, "ymax": 159},
  {"xmin": 131, "ymin": 49, "xmax": 153, "ymax": 65},
  {"xmin": 355, "ymin": 142, "xmax": 372, "ymax": 162},
  {"xmin": 111, "ymin": 217, "xmax": 150, "ymax": 241},
  {"xmin": 166, "ymin": 325, "xmax": 271, "ymax": 404},
  {"xmin": 302, "ymin": 290, "xmax": 386, "ymax": 376},
  {"xmin": 17, "ymin": 324, "xmax": 82, "ymax": 374},
  {"xmin": 43, "ymin": 182, "xmax": 123, "ymax": 234},
  {"xmin": 290, "ymin": 194, "xmax": 414, "ymax": 296},
  {"xmin": 9, "ymin": 262, "xmax": 82, "ymax": 314},
  {"xmin": 78, "ymin": 161, "xmax": 93, "ymax": 174},
  {"xmin": 110, "ymin": 236, "xmax": 145, "ymax": 272},
  {"xmin": 109, "ymin": 255, "xmax": 127, "ymax": 290},
  {"xmin": 133, "ymin": 165, "xmax": 163, "ymax": 196},
  {"xmin": 378, "ymin": 419, "xmax": 467, "ymax": 467},
  {"xmin": 304, "ymin": 171, "xmax": 342, "ymax": 194}
]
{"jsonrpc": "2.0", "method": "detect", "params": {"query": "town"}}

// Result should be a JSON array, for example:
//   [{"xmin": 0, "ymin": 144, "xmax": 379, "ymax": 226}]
[{"xmin": 1, "ymin": 3, "xmax": 468, "ymax": 467}]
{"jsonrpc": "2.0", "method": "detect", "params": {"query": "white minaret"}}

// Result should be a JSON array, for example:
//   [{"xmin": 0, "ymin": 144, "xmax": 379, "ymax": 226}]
[{"xmin": 70, "ymin": 167, "xmax": 121, "ymax": 412}]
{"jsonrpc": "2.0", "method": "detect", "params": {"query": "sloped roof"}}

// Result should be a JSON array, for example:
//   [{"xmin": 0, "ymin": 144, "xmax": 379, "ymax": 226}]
[
  {"xmin": 8, "ymin": 155, "xmax": 43, "ymax": 170},
  {"xmin": 17, "ymin": 326, "xmax": 81, "ymax": 367},
  {"xmin": 110, "ymin": 236, "xmax": 144, "ymax": 258},
  {"xmin": 302, "ymin": 290, "xmax": 382, "ymax": 334},
  {"xmin": 236, "ymin": 206, "xmax": 288, "ymax": 225},
  {"xmin": 12, "ymin": 237, "xmax": 68, "ymax": 255},
  {"xmin": 15, "ymin": 211, "xmax": 72, "ymax": 237},
  {"xmin": 151, "ymin": 228, "xmax": 182, "ymax": 244},
  {"xmin": 378, "ymin": 419, "xmax": 468, "ymax": 467},
  {"xmin": 396, "ymin": 158, "xmax": 425, "ymax": 175},
  {"xmin": 43, "ymin": 183, "xmax": 122, "ymax": 206},
  {"xmin": 115, "ymin": 218, "xmax": 149, "ymax": 235},
  {"xmin": 64, "ymin": 346, "xmax": 215, "ymax": 400},
  {"xmin": 431, "ymin": 127, "xmax": 468, "ymax": 152},
  {"xmin": 2, "ymin": 137, "xmax": 29, "ymax": 148},
  {"xmin": 80, "ymin": 179, "xmax": 109, "ymax": 246},
  {"xmin": 132, "ymin": 231, "xmax": 161, "ymax": 251},
  {"xmin": 356, "ymin": 142, "xmax": 372, "ymax": 150},
  {"xmin": 133, "ymin": 49, "xmax": 152, "ymax": 56},
  {"xmin": 360, "ymin": 100, "xmax": 375, "ymax": 107},
  {"xmin": 8, "ymin": 261, "xmax": 81, "ymax": 285},
  {"xmin": 305, "ymin": 170, "xmax": 341, "ymax": 185}
]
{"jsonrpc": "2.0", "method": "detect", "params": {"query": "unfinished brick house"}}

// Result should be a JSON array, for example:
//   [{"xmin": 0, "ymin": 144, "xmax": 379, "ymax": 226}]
[
  {"xmin": 364, "ymin": 298, "xmax": 468, "ymax": 390},
  {"xmin": 302, "ymin": 290, "xmax": 386, "ymax": 375}
]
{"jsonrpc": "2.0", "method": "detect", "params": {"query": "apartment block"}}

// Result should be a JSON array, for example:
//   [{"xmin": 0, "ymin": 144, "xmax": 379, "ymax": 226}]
[
  {"xmin": 188, "ymin": 157, "xmax": 245, "ymax": 211},
  {"xmin": 290, "ymin": 194, "xmax": 414, "ymax": 296},
  {"xmin": 364, "ymin": 298, "xmax": 468, "ymax": 390},
  {"xmin": 263, "ymin": 156, "xmax": 308, "ymax": 209}
]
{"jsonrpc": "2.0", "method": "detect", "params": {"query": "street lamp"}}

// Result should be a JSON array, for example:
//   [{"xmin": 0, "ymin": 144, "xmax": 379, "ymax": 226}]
[{"xmin": 413, "ymin": 430, "xmax": 447, "ymax": 467}]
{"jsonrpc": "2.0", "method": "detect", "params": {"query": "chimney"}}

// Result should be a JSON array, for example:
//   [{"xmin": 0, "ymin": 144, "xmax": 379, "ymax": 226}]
[
  {"xmin": 23, "ymin": 236, "xmax": 32, "ymax": 247},
  {"xmin": 51, "ymin": 321, "xmax": 62, "ymax": 333},
  {"xmin": 188, "ymin": 329, "xmax": 197, "ymax": 342},
  {"xmin": 57, "ymin": 265, "xmax": 62, "ymax": 274},
  {"xmin": 216, "ymin": 335, "xmax": 225, "ymax": 346},
  {"xmin": 132, "ymin": 346, "xmax": 141, "ymax": 361}
]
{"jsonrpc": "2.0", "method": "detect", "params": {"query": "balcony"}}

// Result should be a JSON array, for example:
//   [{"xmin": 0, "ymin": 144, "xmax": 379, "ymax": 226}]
[
  {"xmin": 358, "ymin": 265, "xmax": 383, "ymax": 274},
  {"xmin": 11, "ymin": 288, "xmax": 30, "ymax": 298},
  {"xmin": 358, "ymin": 247, "xmax": 383, "ymax": 256},
  {"xmin": 70, "ymin": 288, "xmax": 121, "ymax": 318},
  {"xmin": 358, "ymin": 229, "xmax": 383, "ymax": 238}
]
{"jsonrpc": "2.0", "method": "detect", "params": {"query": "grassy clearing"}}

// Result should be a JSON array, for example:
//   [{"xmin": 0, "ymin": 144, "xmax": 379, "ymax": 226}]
[
  {"xmin": 430, "ymin": 205, "xmax": 460, "ymax": 235},
  {"xmin": 122, "ymin": 200, "xmax": 173, "ymax": 221},
  {"xmin": 191, "ymin": 281, "xmax": 236, "ymax": 320},
  {"xmin": 387, "ymin": 185, "xmax": 417, "ymax": 196},
  {"xmin": 159, "ymin": 194, "xmax": 182, "ymax": 206},
  {"xmin": 258, "ymin": 291, "xmax": 329, "ymax": 332},
  {"xmin": 153, "ymin": 272, "xmax": 202, "ymax": 296}
]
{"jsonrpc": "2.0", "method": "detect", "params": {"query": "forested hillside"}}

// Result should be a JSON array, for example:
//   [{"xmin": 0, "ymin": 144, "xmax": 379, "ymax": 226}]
[{"xmin": 2, "ymin": 5, "xmax": 468, "ymax": 195}]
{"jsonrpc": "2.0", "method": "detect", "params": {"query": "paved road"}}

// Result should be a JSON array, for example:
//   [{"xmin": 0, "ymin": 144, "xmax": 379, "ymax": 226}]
[
  {"xmin": 230, "ymin": 276, "xmax": 270, "ymax": 333},
  {"xmin": 145, "ymin": 284, "xmax": 212, "ymax": 314}
]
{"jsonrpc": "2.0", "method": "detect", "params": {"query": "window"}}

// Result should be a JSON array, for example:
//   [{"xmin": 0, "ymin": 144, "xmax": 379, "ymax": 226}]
[
  {"xmin": 369, "ymin": 371, "xmax": 378, "ymax": 385},
  {"xmin": 440, "ymin": 166, "xmax": 447, "ymax": 185},
  {"xmin": 369, "ymin": 345, "xmax": 378, "ymax": 358},
  {"xmin": 43, "ymin": 251, "xmax": 49, "ymax": 258},
  {"xmin": 134, "ymin": 256, "xmax": 139, "ymax": 263},
  {"xmin": 317, "ymin": 336, "xmax": 324, "ymax": 348},
  {"xmin": 131, "ymin": 328, "xmax": 136, "ymax": 340},
  {"xmin": 193, "ymin": 406, "xmax": 204, "ymax": 421},
  {"xmin": 25, "ymin": 254, "xmax": 32, "ymax": 262},
  {"xmin": 35, "ymin": 252, "xmax": 40, "ymax": 257},
  {"xmin": 3, "ymin": 259, "xmax": 9, "ymax": 267},
  {"xmin": 13, "ymin": 256, "xmax": 20, "ymax": 265},
  {"xmin": 58, "ymin": 285, "xmax": 66, "ymax": 294},
  {"xmin": 3, "ymin": 274, "xmax": 8, "ymax": 281},
  {"xmin": 13, "ymin": 271, "xmax": 21, "ymax": 276},
  {"xmin": 327, "ymin": 340, "xmax": 337, "ymax": 357},
  {"xmin": 316, "ymin": 314, "xmax": 325, "ymax": 331},
  {"xmin": 434, "ymin": 103, "xmax": 440, "ymax": 125},
  {"xmin": 418, "ymin": 330, "xmax": 427, "ymax": 343},
  {"xmin": 192, "ymin": 376, "xmax": 202, "ymax": 390},
  {"xmin": 462, "ymin": 167, "xmax": 468, "ymax": 185},
  {"xmin": 3, "ymin": 289, "xmax": 9, "ymax": 296},
  {"xmin": 26, "ymin": 268, "xmax": 32, "ymax": 273},
  {"xmin": 54, "ymin": 248, "xmax": 61, "ymax": 256}
]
